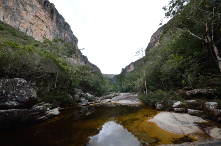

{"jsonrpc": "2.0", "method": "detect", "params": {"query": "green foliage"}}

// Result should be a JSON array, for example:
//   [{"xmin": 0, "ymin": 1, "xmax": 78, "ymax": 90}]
[
  {"xmin": 139, "ymin": 90, "xmax": 180, "ymax": 110},
  {"xmin": 0, "ymin": 20, "xmax": 112, "ymax": 106},
  {"xmin": 116, "ymin": 0, "xmax": 221, "ymax": 105}
]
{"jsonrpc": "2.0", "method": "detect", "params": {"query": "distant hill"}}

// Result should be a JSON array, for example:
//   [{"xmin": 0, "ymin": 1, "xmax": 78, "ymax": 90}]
[{"xmin": 103, "ymin": 74, "xmax": 116, "ymax": 84}]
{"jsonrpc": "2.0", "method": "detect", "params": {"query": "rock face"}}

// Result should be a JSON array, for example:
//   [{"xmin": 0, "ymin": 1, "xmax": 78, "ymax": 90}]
[
  {"xmin": 0, "ymin": 0, "xmax": 78, "ymax": 44},
  {"xmin": 66, "ymin": 50, "xmax": 102, "ymax": 73},
  {"xmin": 121, "ymin": 62, "xmax": 135, "ymax": 75},
  {"xmin": 145, "ymin": 21, "xmax": 171, "ymax": 54},
  {"xmin": 0, "ymin": 78, "xmax": 37, "ymax": 109},
  {"xmin": 0, "ymin": 0, "xmax": 102, "ymax": 73}
]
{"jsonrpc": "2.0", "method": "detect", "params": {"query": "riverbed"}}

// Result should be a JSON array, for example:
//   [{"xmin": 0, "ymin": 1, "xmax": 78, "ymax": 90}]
[{"xmin": 0, "ymin": 104, "xmax": 211, "ymax": 146}]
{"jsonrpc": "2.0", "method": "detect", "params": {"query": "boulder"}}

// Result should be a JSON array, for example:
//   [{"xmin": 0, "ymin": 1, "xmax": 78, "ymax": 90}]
[
  {"xmin": 80, "ymin": 98, "xmax": 89, "ymax": 106},
  {"xmin": 74, "ymin": 89, "xmax": 82, "ymax": 102},
  {"xmin": 174, "ymin": 108, "xmax": 186, "ymax": 112},
  {"xmin": 186, "ymin": 89, "xmax": 216, "ymax": 96},
  {"xmin": 205, "ymin": 102, "xmax": 219, "ymax": 111},
  {"xmin": 85, "ymin": 93, "xmax": 95, "ymax": 101},
  {"xmin": 101, "ymin": 99, "xmax": 111, "ymax": 103},
  {"xmin": 45, "ymin": 108, "xmax": 60, "ymax": 118},
  {"xmin": 0, "ymin": 78, "xmax": 37, "ymax": 109},
  {"xmin": 155, "ymin": 102, "xmax": 164, "ymax": 110},
  {"xmin": 214, "ymin": 109, "xmax": 221, "ymax": 117},
  {"xmin": 187, "ymin": 109, "xmax": 203, "ymax": 115},
  {"xmin": 204, "ymin": 126, "xmax": 221, "ymax": 139},
  {"xmin": 149, "ymin": 112, "xmax": 207, "ymax": 136},
  {"xmin": 173, "ymin": 101, "xmax": 181, "ymax": 108}
]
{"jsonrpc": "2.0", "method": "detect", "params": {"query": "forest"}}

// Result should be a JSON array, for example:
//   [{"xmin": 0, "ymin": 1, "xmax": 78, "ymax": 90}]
[{"xmin": 113, "ymin": 0, "xmax": 221, "ymax": 108}]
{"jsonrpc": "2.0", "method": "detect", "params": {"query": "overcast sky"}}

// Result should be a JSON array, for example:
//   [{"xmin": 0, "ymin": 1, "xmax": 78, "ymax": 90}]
[{"xmin": 49, "ymin": 0, "xmax": 170, "ymax": 74}]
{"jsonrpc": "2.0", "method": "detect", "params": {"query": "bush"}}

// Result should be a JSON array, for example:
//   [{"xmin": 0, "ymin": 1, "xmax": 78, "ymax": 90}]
[{"xmin": 139, "ymin": 90, "xmax": 180, "ymax": 110}]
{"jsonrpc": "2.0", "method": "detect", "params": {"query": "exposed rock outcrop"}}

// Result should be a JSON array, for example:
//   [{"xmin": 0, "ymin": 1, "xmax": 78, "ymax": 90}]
[
  {"xmin": 121, "ymin": 62, "xmax": 135, "ymax": 75},
  {"xmin": 0, "ymin": 0, "xmax": 78, "ymax": 44},
  {"xmin": 66, "ymin": 50, "xmax": 101, "ymax": 73},
  {"xmin": 0, "ymin": 78, "xmax": 60, "ymax": 129},
  {"xmin": 0, "ymin": 102, "xmax": 60, "ymax": 129},
  {"xmin": 0, "ymin": 78, "xmax": 37, "ymax": 109},
  {"xmin": 0, "ymin": 0, "xmax": 102, "ymax": 73},
  {"xmin": 145, "ymin": 20, "xmax": 172, "ymax": 54}
]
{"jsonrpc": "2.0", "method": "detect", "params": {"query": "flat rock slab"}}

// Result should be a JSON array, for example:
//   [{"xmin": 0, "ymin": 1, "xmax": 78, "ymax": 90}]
[
  {"xmin": 204, "ymin": 126, "xmax": 221, "ymax": 140},
  {"xmin": 159, "ymin": 138, "xmax": 221, "ymax": 146},
  {"xmin": 149, "ymin": 112, "xmax": 207, "ymax": 136},
  {"xmin": 111, "ymin": 93, "xmax": 142, "ymax": 105}
]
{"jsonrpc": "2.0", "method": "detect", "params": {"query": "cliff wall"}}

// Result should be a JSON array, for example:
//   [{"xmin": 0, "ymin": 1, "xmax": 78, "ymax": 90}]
[
  {"xmin": 0, "ymin": 0, "xmax": 78, "ymax": 44},
  {"xmin": 121, "ymin": 62, "xmax": 135, "ymax": 75},
  {"xmin": 121, "ymin": 21, "xmax": 171, "ymax": 74},
  {"xmin": 0, "ymin": 0, "xmax": 101, "ymax": 73},
  {"xmin": 145, "ymin": 23, "xmax": 169, "ymax": 54}
]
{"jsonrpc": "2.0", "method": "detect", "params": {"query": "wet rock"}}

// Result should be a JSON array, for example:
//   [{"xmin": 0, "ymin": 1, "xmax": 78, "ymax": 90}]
[
  {"xmin": 174, "ymin": 108, "xmax": 186, "ymax": 112},
  {"xmin": 187, "ymin": 109, "xmax": 203, "ymax": 115},
  {"xmin": 101, "ymin": 99, "xmax": 111, "ymax": 103},
  {"xmin": 159, "ymin": 138, "xmax": 221, "ymax": 146},
  {"xmin": 205, "ymin": 102, "xmax": 218, "ymax": 111},
  {"xmin": 0, "ymin": 102, "xmax": 60, "ymax": 129},
  {"xmin": 80, "ymin": 98, "xmax": 89, "ymax": 106},
  {"xmin": 46, "ymin": 108, "xmax": 60, "ymax": 118},
  {"xmin": 186, "ymin": 89, "xmax": 216, "ymax": 96},
  {"xmin": 100, "ymin": 93, "xmax": 120, "ymax": 100},
  {"xmin": 0, "ymin": 78, "xmax": 37, "ymax": 109},
  {"xmin": 204, "ymin": 126, "xmax": 221, "ymax": 139}
]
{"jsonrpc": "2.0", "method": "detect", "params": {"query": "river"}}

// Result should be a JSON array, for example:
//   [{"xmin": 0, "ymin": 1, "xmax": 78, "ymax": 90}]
[{"xmin": 0, "ymin": 104, "xmax": 200, "ymax": 146}]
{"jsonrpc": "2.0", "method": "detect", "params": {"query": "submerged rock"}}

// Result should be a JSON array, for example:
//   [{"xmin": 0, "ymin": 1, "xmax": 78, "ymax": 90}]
[{"xmin": 0, "ymin": 78, "xmax": 37, "ymax": 109}]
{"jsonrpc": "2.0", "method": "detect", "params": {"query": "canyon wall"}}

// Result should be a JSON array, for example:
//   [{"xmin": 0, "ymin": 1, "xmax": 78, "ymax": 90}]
[
  {"xmin": 121, "ymin": 62, "xmax": 135, "ymax": 75},
  {"xmin": 121, "ymin": 22, "xmax": 171, "ymax": 74},
  {"xmin": 0, "ymin": 0, "xmax": 101, "ymax": 73}
]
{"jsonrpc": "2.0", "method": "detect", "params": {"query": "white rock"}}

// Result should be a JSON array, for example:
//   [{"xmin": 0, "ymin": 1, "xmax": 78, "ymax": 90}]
[
  {"xmin": 205, "ymin": 102, "xmax": 219, "ymax": 111},
  {"xmin": 173, "ymin": 101, "xmax": 181, "ymax": 108},
  {"xmin": 174, "ymin": 108, "xmax": 185, "ymax": 112},
  {"xmin": 188, "ymin": 109, "xmax": 203, "ymax": 115}
]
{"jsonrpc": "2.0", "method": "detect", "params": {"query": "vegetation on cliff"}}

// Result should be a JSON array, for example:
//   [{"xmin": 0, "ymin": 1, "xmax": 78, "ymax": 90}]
[
  {"xmin": 114, "ymin": 0, "xmax": 221, "ymax": 107},
  {"xmin": 0, "ymin": 20, "xmax": 113, "ymax": 107}
]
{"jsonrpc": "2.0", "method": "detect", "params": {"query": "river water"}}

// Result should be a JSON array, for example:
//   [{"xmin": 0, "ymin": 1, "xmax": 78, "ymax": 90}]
[{"xmin": 0, "ymin": 104, "xmax": 188, "ymax": 146}]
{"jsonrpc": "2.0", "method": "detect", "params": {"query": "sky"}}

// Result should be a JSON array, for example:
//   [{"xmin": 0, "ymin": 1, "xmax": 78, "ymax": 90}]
[{"xmin": 49, "ymin": 0, "xmax": 171, "ymax": 74}]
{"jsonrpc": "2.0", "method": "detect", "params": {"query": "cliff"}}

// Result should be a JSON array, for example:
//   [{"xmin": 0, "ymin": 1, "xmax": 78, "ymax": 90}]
[
  {"xmin": 121, "ymin": 62, "xmax": 135, "ymax": 75},
  {"xmin": 67, "ymin": 50, "xmax": 101, "ymax": 73},
  {"xmin": 121, "ymin": 22, "xmax": 170, "ymax": 74},
  {"xmin": 145, "ymin": 23, "xmax": 169, "ymax": 54},
  {"xmin": 0, "ymin": 0, "xmax": 101, "ymax": 73}
]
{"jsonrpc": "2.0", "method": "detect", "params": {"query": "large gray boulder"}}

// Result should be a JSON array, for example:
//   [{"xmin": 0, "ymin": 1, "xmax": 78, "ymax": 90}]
[{"xmin": 0, "ymin": 78, "xmax": 37, "ymax": 109}]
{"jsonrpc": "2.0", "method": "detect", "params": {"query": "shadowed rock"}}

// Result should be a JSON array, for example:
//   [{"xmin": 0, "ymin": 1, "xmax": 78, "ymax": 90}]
[{"xmin": 0, "ymin": 78, "xmax": 37, "ymax": 109}]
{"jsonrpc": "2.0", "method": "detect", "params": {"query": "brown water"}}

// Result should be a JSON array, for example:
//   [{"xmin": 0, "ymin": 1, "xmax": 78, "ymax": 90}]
[{"xmin": 0, "ymin": 104, "xmax": 186, "ymax": 146}]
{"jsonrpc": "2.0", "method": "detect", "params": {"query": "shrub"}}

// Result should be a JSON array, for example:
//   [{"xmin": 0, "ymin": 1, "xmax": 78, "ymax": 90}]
[{"xmin": 139, "ymin": 90, "xmax": 180, "ymax": 110}]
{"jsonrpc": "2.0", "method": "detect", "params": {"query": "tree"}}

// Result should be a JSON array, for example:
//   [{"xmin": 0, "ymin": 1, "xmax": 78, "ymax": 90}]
[{"xmin": 163, "ymin": 0, "xmax": 221, "ymax": 71}]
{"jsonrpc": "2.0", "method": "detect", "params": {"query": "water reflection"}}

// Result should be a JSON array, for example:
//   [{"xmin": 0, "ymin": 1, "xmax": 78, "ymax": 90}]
[
  {"xmin": 88, "ymin": 121, "xmax": 142, "ymax": 146},
  {"xmin": 0, "ymin": 105, "xmax": 184, "ymax": 146}
]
